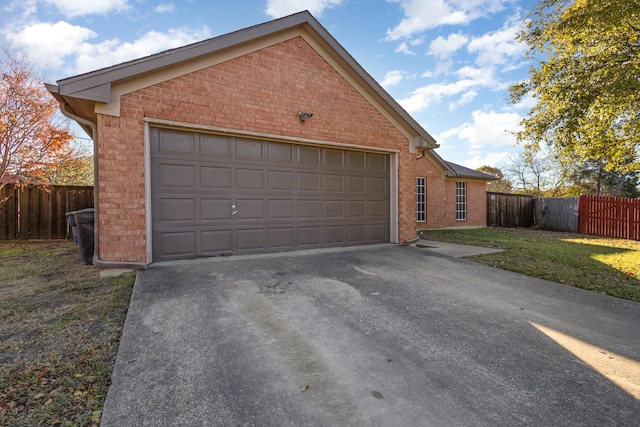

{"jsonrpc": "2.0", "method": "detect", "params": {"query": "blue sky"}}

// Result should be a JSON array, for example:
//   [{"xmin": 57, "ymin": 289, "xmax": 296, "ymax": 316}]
[{"xmin": 1, "ymin": 0, "xmax": 537, "ymax": 169}]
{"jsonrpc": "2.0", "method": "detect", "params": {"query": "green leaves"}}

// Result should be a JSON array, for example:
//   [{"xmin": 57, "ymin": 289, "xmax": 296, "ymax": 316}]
[{"xmin": 511, "ymin": 0, "xmax": 640, "ymax": 174}]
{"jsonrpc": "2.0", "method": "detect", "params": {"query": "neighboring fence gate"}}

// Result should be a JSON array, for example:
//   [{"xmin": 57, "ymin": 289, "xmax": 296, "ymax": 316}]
[
  {"xmin": 0, "ymin": 184, "xmax": 94, "ymax": 240},
  {"xmin": 534, "ymin": 197, "xmax": 579, "ymax": 232},
  {"xmin": 579, "ymin": 195, "xmax": 640, "ymax": 240},
  {"xmin": 486, "ymin": 192, "xmax": 535, "ymax": 228}
]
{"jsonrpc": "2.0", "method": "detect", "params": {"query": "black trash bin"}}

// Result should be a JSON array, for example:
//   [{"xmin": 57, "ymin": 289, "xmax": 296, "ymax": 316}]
[
  {"xmin": 66, "ymin": 211, "xmax": 79, "ymax": 243},
  {"xmin": 73, "ymin": 208, "xmax": 95, "ymax": 265}
]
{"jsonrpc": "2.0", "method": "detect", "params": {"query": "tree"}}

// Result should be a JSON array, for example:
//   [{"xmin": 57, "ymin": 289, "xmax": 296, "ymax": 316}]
[
  {"xmin": 510, "ymin": 0, "xmax": 640, "ymax": 175},
  {"xmin": 0, "ymin": 49, "xmax": 75, "ymax": 191},
  {"xmin": 476, "ymin": 165, "xmax": 512, "ymax": 193}
]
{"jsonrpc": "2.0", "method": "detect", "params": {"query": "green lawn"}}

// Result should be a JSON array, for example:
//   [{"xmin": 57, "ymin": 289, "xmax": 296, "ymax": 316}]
[{"xmin": 418, "ymin": 228, "xmax": 640, "ymax": 303}]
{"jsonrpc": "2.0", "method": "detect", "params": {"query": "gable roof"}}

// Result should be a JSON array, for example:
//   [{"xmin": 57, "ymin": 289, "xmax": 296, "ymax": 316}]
[
  {"xmin": 48, "ymin": 10, "xmax": 439, "ymax": 150},
  {"xmin": 445, "ymin": 162, "xmax": 499, "ymax": 180}
]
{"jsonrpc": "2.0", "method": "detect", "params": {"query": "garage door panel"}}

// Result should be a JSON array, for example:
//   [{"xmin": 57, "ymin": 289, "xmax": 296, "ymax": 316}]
[
  {"xmin": 298, "ymin": 146, "xmax": 320, "ymax": 165},
  {"xmin": 236, "ymin": 199, "xmax": 264, "ymax": 219},
  {"xmin": 369, "ymin": 224, "xmax": 389, "ymax": 240},
  {"xmin": 159, "ymin": 231, "xmax": 196, "ymax": 258},
  {"xmin": 347, "ymin": 176, "xmax": 366, "ymax": 193},
  {"xmin": 323, "ymin": 149, "xmax": 344, "ymax": 167},
  {"xmin": 151, "ymin": 128, "xmax": 390, "ymax": 261},
  {"xmin": 201, "ymin": 166, "xmax": 232, "ymax": 188},
  {"xmin": 236, "ymin": 139, "xmax": 264, "ymax": 160},
  {"xmin": 298, "ymin": 227, "xmax": 321, "ymax": 246},
  {"xmin": 348, "ymin": 225, "xmax": 366, "ymax": 242},
  {"xmin": 159, "ymin": 198, "xmax": 196, "ymax": 222},
  {"xmin": 268, "ymin": 143, "xmax": 293, "ymax": 163},
  {"xmin": 236, "ymin": 168, "xmax": 263, "ymax": 189},
  {"xmin": 368, "ymin": 201, "xmax": 387, "ymax": 218},
  {"xmin": 268, "ymin": 170, "xmax": 293, "ymax": 190},
  {"xmin": 157, "ymin": 163, "xmax": 196, "ymax": 189},
  {"xmin": 298, "ymin": 200, "xmax": 320, "ymax": 218},
  {"xmin": 269, "ymin": 228, "xmax": 294, "ymax": 248},
  {"xmin": 347, "ymin": 151, "xmax": 366, "ymax": 169},
  {"xmin": 237, "ymin": 229, "xmax": 266, "ymax": 251},
  {"xmin": 200, "ymin": 134, "xmax": 233, "ymax": 158},
  {"xmin": 368, "ymin": 153, "xmax": 388, "ymax": 171},
  {"xmin": 268, "ymin": 199, "xmax": 294, "ymax": 219},
  {"xmin": 323, "ymin": 175, "xmax": 344, "ymax": 192},
  {"xmin": 324, "ymin": 226, "xmax": 344, "ymax": 244},
  {"xmin": 201, "ymin": 230, "xmax": 233, "ymax": 253},
  {"xmin": 347, "ymin": 201, "xmax": 366, "ymax": 217},
  {"xmin": 201, "ymin": 198, "xmax": 232, "ymax": 220},
  {"xmin": 298, "ymin": 173, "xmax": 320, "ymax": 191},
  {"xmin": 368, "ymin": 177, "xmax": 388, "ymax": 194},
  {"xmin": 324, "ymin": 201, "xmax": 344, "ymax": 217},
  {"xmin": 157, "ymin": 129, "xmax": 196, "ymax": 156}
]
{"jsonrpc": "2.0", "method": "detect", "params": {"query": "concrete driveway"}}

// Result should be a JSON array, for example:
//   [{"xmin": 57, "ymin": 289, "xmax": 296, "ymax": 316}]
[{"xmin": 102, "ymin": 244, "xmax": 640, "ymax": 426}]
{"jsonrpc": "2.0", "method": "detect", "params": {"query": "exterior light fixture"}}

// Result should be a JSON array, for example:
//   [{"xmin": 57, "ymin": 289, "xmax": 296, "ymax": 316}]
[{"xmin": 297, "ymin": 110, "xmax": 313, "ymax": 122}]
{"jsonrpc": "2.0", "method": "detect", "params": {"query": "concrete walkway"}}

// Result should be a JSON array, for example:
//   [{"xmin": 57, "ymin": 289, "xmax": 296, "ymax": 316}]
[
  {"xmin": 102, "ymin": 244, "xmax": 640, "ymax": 426},
  {"xmin": 416, "ymin": 239, "xmax": 505, "ymax": 258}
]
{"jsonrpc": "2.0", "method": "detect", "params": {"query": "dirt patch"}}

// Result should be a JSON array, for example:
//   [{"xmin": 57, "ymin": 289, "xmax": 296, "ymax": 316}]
[{"xmin": 0, "ymin": 240, "xmax": 135, "ymax": 426}]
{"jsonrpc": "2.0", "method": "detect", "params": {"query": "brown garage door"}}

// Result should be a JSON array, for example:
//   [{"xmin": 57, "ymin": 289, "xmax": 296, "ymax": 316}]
[{"xmin": 150, "ymin": 127, "xmax": 390, "ymax": 262}]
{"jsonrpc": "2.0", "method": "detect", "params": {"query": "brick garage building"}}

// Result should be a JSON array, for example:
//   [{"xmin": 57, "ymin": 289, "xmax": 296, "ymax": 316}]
[{"xmin": 48, "ymin": 11, "xmax": 494, "ymax": 267}]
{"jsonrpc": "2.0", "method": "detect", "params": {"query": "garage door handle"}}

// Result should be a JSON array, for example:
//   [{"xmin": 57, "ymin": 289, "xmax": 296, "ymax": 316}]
[{"xmin": 232, "ymin": 211, "xmax": 238, "ymax": 215}]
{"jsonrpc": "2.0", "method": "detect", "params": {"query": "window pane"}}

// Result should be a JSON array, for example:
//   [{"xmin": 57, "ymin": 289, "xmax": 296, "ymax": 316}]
[
  {"xmin": 455, "ymin": 181, "xmax": 466, "ymax": 220},
  {"xmin": 416, "ymin": 177, "xmax": 426, "ymax": 222}
]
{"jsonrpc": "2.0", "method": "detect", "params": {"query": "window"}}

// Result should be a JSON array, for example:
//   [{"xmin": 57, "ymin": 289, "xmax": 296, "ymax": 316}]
[
  {"xmin": 455, "ymin": 181, "xmax": 466, "ymax": 220},
  {"xmin": 416, "ymin": 177, "xmax": 426, "ymax": 222}
]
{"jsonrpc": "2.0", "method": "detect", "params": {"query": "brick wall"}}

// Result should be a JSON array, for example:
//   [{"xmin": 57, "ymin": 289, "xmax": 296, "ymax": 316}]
[
  {"xmin": 414, "ymin": 157, "xmax": 488, "ymax": 230},
  {"xmin": 96, "ymin": 36, "xmax": 416, "ymax": 262}
]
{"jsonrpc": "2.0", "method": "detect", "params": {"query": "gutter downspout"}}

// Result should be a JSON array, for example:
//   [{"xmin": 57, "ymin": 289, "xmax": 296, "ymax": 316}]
[{"xmin": 58, "ymin": 101, "xmax": 146, "ymax": 270}]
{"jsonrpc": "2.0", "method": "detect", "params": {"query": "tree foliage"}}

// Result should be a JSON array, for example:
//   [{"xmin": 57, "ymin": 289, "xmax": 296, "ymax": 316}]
[
  {"xmin": 476, "ymin": 165, "xmax": 513, "ymax": 193},
  {"xmin": 510, "ymin": 0, "xmax": 640, "ymax": 175},
  {"xmin": 0, "ymin": 49, "xmax": 75, "ymax": 189},
  {"xmin": 503, "ymin": 150, "xmax": 639, "ymax": 197}
]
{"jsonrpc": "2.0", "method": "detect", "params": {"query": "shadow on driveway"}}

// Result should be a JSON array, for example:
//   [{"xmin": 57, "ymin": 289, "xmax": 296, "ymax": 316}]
[{"xmin": 102, "ymin": 244, "xmax": 640, "ymax": 426}]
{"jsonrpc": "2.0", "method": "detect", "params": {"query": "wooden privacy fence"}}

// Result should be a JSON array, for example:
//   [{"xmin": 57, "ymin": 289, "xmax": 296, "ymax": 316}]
[
  {"xmin": 486, "ymin": 192, "xmax": 535, "ymax": 228},
  {"xmin": 535, "ymin": 197, "xmax": 579, "ymax": 232},
  {"xmin": 0, "ymin": 184, "xmax": 93, "ymax": 240},
  {"xmin": 579, "ymin": 195, "xmax": 640, "ymax": 240}
]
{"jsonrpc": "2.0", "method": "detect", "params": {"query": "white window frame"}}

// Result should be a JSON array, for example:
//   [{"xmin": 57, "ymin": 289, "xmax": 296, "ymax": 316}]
[
  {"xmin": 455, "ymin": 181, "xmax": 466, "ymax": 221},
  {"xmin": 416, "ymin": 177, "xmax": 426, "ymax": 222}
]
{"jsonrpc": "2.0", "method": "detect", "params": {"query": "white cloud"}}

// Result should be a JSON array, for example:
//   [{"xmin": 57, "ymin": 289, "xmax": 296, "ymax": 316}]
[
  {"xmin": 399, "ymin": 65, "xmax": 498, "ymax": 113},
  {"xmin": 386, "ymin": 0, "xmax": 508, "ymax": 40},
  {"xmin": 5, "ymin": 21, "xmax": 97, "ymax": 69},
  {"xmin": 73, "ymin": 26, "xmax": 211, "ymax": 74},
  {"xmin": 395, "ymin": 41, "xmax": 417, "ymax": 55},
  {"xmin": 428, "ymin": 32, "xmax": 468, "ymax": 59},
  {"xmin": 438, "ymin": 109, "xmax": 521, "ymax": 150},
  {"xmin": 380, "ymin": 70, "xmax": 406, "ymax": 88},
  {"xmin": 398, "ymin": 79, "xmax": 478, "ymax": 113},
  {"xmin": 155, "ymin": 3, "xmax": 176, "ymax": 13},
  {"xmin": 265, "ymin": 0, "xmax": 343, "ymax": 18},
  {"xmin": 5, "ymin": 20, "xmax": 210, "ymax": 75},
  {"xmin": 448, "ymin": 90, "xmax": 477, "ymax": 110},
  {"xmin": 43, "ymin": 0, "xmax": 130, "ymax": 17},
  {"xmin": 465, "ymin": 151, "xmax": 513, "ymax": 168},
  {"xmin": 467, "ymin": 20, "xmax": 526, "ymax": 67}
]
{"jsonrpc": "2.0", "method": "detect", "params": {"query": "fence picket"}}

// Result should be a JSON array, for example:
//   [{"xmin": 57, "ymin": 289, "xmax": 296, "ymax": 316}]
[
  {"xmin": 579, "ymin": 195, "xmax": 640, "ymax": 240},
  {"xmin": 0, "ymin": 184, "xmax": 94, "ymax": 240}
]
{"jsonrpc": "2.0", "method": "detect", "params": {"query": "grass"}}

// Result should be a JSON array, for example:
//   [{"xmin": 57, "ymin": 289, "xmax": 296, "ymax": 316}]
[
  {"xmin": 0, "ymin": 240, "xmax": 135, "ymax": 426},
  {"xmin": 418, "ymin": 228, "xmax": 640, "ymax": 303}
]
